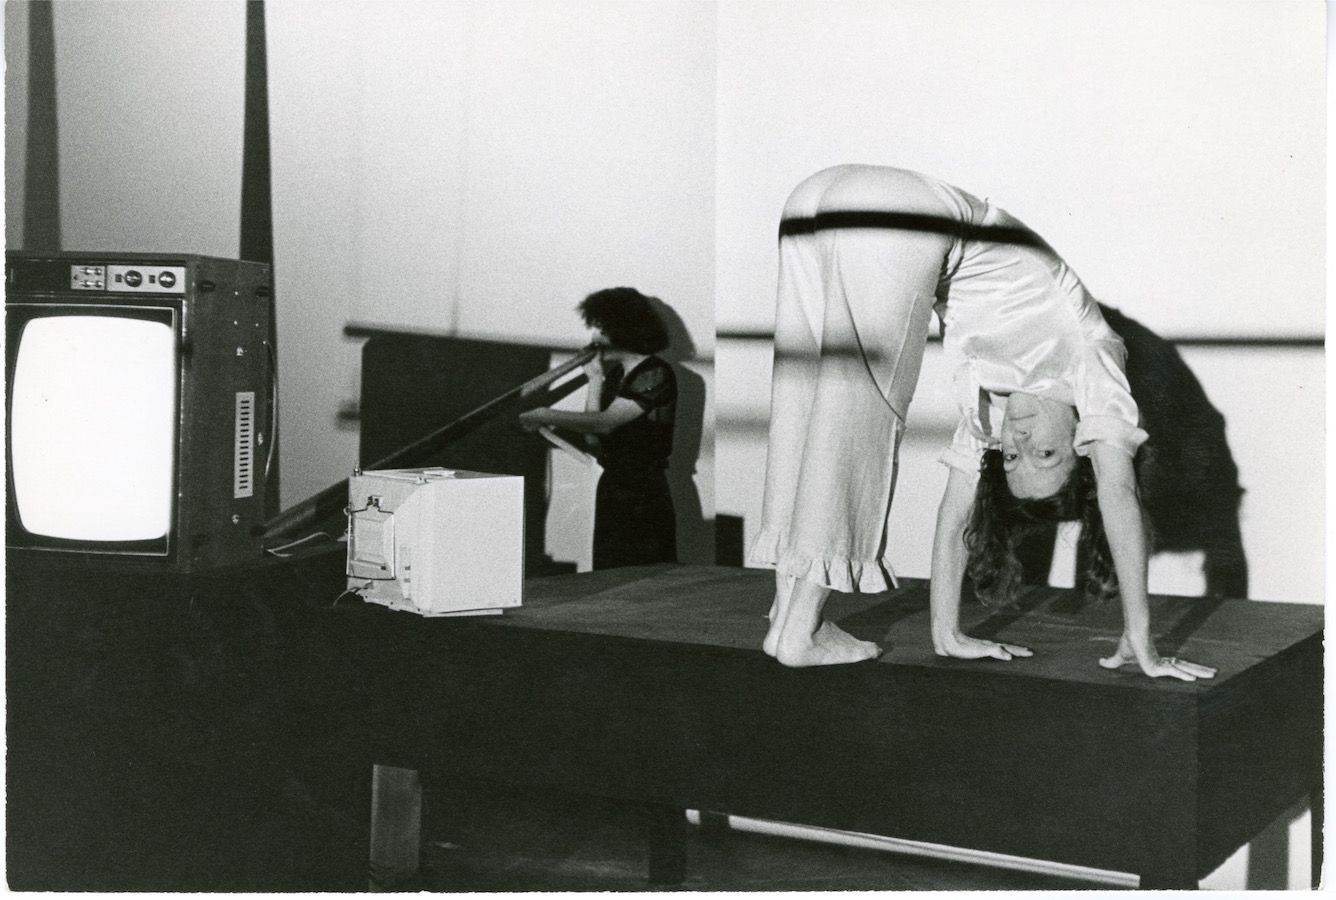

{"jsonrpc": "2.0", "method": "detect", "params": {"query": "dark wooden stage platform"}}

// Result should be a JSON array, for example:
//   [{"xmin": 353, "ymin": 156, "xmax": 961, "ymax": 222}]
[{"xmin": 315, "ymin": 563, "xmax": 1322, "ymax": 890}]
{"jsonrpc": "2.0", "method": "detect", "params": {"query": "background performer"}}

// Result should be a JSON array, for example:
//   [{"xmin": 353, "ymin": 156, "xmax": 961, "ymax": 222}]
[{"xmin": 521, "ymin": 287, "xmax": 678, "ymax": 570}]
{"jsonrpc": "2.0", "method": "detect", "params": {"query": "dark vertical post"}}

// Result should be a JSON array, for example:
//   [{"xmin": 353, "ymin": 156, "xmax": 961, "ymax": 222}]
[
  {"xmin": 240, "ymin": 0, "xmax": 280, "ymax": 515},
  {"xmin": 643, "ymin": 803, "xmax": 688, "ymax": 885},
  {"xmin": 368, "ymin": 765, "xmax": 423, "ymax": 889},
  {"xmin": 24, "ymin": 0, "xmax": 60, "ymax": 251},
  {"xmin": 240, "ymin": 0, "xmax": 273, "ymax": 266},
  {"xmin": 1244, "ymin": 809, "xmax": 1292, "ymax": 889},
  {"xmin": 1313, "ymin": 780, "xmax": 1324, "ymax": 889},
  {"xmin": 713, "ymin": 514, "xmax": 746, "ymax": 567},
  {"xmin": 1136, "ymin": 704, "xmax": 1200, "ymax": 891}
]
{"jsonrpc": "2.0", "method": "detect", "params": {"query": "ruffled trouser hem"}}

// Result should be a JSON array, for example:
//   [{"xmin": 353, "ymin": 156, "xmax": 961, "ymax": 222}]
[{"xmin": 747, "ymin": 530, "xmax": 899, "ymax": 595}]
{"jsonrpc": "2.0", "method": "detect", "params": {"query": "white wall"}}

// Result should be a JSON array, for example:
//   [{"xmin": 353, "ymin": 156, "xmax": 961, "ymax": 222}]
[
  {"xmin": 6, "ymin": 0, "xmax": 246, "ymax": 254},
  {"xmin": 717, "ymin": 0, "xmax": 1324, "ymax": 337},
  {"xmin": 264, "ymin": 0, "xmax": 717, "ymax": 562}
]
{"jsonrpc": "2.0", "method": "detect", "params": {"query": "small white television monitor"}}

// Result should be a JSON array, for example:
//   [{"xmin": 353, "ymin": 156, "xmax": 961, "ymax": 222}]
[{"xmin": 346, "ymin": 467, "xmax": 524, "ymax": 616}]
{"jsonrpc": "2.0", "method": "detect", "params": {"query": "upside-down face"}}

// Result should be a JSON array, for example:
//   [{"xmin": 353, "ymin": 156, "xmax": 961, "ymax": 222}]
[{"xmin": 1000, "ymin": 392, "xmax": 1078, "ymax": 499}]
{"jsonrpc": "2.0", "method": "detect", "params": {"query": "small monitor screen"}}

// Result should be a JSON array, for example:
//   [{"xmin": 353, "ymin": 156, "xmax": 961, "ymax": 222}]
[{"xmin": 10, "ymin": 315, "xmax": 177, "ymax": 542}]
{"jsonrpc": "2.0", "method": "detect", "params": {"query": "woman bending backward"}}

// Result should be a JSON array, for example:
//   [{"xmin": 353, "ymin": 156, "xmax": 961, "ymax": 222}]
[{"xmin": 750, "ymin": 164, "xmax": 1215, "ymax": 680}]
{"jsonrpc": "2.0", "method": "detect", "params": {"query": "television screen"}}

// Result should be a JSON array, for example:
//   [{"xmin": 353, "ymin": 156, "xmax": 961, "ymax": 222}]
[
  {"xmin": 6, "ymin": 252, "xmax": 273, "ymax": 572},
  {"xmin": 10, "ymin": 313, "xmax": 177, "ymax": 542}
]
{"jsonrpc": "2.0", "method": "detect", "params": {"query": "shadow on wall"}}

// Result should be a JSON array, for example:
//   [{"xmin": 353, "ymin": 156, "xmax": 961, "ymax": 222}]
[
  {"xmin": 648, "ymin": 295, "xmax": 712, "ymax": 565},
  {"xmin": 1104, "ymin": 305, "xmax": 1247, "ymax": 596},
  {"xmin": 1015, "ymin": 305, "xmax": 1249, "ymax": 599}
]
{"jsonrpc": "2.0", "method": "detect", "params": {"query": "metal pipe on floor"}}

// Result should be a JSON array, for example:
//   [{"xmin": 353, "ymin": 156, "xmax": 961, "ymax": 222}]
[{"xmin": 686, "ymin": 810, "xmax": 1136, "ymax": 888}]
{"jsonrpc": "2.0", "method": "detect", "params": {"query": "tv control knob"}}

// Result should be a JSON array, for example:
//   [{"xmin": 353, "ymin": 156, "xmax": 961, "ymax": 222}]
[
  {"xmin": 157, "ymin": 270, "xmax": 177, "ymax": 289},
  {"xmin": 124, "ymin": 270, "xmax": 143, "ymax": 287}
]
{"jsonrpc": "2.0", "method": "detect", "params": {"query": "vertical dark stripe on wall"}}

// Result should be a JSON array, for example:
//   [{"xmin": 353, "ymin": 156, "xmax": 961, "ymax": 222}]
[
  {"xmin": 24, "ymin": 0, "xmax": 60, "ymax": 251},
  {"xmin": 241, "ymin": 0, "xmax": 280, "ymax": 513}
]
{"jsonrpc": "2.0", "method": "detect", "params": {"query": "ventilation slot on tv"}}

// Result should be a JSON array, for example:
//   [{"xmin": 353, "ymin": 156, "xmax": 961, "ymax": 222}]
[{"xmin": 234, "ymin": 391, "xmax": 255, "ymax": 499}]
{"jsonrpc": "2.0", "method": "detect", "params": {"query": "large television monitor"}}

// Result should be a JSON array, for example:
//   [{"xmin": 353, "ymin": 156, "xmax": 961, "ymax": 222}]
[{"xmin": 5, "ymin": 251, "xmax": 273, "ymax": 573}]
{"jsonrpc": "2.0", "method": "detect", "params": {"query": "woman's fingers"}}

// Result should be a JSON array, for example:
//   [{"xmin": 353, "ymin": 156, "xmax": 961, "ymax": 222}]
[
  {"xmin": 990, "ymin": 642, "xmax": 1032, "ymax": 660},
  {"xmin": 1151, "ymin": 655, "xmax": 1218, "ymax": 681},
  {"xmin": 1171, "ymin": 658, "xmax": 1217, "ymax": 679},
  {"xmin": 945, "ymin": 638, "xmax": 1031, "ymax": 661},
  {"xmin": 1153, "ymin": 661, "xmax": 1198, "ymax": 681},
  {"xmin": 1100, "ymin": 650, "xmax": 1217, "ymax": 681}
]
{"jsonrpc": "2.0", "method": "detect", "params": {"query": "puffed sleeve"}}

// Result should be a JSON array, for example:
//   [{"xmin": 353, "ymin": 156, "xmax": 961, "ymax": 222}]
[
  {"xmin": 1072, "ymin": 338, "xmax": 1148, "ymax": 458},
  {"xmin": 619, "ymin": 359, "xmax": 675, "ymax": 412},
  {"xmin": 939, "ymin": 366, "xmax": 993, "ymax": 478},
  {"xmin": 940, "ymin": 418, "xmax": 986, "ymax": 479}
]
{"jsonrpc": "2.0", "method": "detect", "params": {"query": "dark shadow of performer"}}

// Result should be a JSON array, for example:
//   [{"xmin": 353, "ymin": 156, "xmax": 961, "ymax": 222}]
[
  {"xmin": 1013, "ymin": 305, "xmax": 1247, "ymax": 598},
  {"xmin": 645, "ymin": 296, "xmax": 710, "ymax": 566}
]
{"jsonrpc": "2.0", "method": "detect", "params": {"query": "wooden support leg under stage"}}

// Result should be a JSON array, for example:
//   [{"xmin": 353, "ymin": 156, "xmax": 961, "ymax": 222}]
[
  {"xmin": 644, "ymin": 803, "xmax": 689, "ymax": 885},
  {"xmin": 369, "ymin": 767, "xmax": 689, "ymax": 886},
  {"xmin": 368, "ymin": 765, "xmax": 421, "ymax": 890},
  {"xmin": 1313, "ymin": 781, "xmax": 1324, "ymax": 888}
]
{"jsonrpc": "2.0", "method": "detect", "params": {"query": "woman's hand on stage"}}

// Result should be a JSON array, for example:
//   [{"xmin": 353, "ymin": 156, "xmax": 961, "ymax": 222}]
[
  {"xmin": 932, "ymin": 631, "xmax": 1033, "ymax": 662},
  {"xmin": 1097, "ymin": 633, "xmax": 1217, "ymax": 681}
]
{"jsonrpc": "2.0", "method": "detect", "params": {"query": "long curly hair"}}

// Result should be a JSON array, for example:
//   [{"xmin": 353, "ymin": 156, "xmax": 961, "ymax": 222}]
[
  {"xmin": 964, "ymin": 448, "xmax": 1118, "ymax": 606},
  {"xmin": 578, "ymin": 287, "xmax": 670, "ymax": 355}
]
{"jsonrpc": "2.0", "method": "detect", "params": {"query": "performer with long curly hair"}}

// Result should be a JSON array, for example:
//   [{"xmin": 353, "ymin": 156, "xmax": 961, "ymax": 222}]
[{"xmin": 751, "ymin": 164, "xmax": 1214, "ymax": 682}]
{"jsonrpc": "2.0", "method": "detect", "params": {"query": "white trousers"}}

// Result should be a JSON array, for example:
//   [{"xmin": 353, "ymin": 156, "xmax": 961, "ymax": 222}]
[{"xmin": 749, "ymin": 165, "xmax": 956, "ymax": 593}]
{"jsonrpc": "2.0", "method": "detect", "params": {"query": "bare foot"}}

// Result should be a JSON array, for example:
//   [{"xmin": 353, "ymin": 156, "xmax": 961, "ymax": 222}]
[
  {"xmin": 762, "ymin": 574, "xmax": 795, "ymax": 658},
  {"xmin": 819, "ymin": 621, "xmax": 882, "ymax": 657},
  {"xmin": 775, "ymin": 620, "xmax": 881, "ymax": 667},
  {"xmin": 763, "ymin": 616, "xmax": 781, "ymax": 657}
]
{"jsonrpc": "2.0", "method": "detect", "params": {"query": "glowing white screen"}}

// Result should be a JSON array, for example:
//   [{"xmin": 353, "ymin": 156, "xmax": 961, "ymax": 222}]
[{"xmin": 11, "ymin": 315, "xmax": 176, "ymax": 541}]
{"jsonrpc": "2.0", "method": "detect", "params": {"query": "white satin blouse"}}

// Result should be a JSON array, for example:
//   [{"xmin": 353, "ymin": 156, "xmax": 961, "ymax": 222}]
[{"xmin": 935, "ymin": 203, "xmax": 1148, "ymax": 477}]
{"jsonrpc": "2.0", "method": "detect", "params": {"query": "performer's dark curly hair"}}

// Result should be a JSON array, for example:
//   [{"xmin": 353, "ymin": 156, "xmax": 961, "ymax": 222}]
[
  {"xmin": 578, "ymin": 287, "xmax": 670, "ymax": 355},
  {"xmin": 964, "ymin": 448, "xmax": 1119, "ymax": 606}
]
